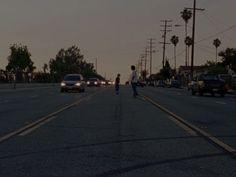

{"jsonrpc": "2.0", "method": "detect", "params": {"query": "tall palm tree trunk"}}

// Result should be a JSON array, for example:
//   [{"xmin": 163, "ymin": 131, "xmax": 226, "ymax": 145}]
[
  {"xmin": 216, "ymin": 47, "xmax": 218, "ymax": 63},
  {"xmin": 174, "ymin": 46, "xmax": 177, "ymax": 70}
]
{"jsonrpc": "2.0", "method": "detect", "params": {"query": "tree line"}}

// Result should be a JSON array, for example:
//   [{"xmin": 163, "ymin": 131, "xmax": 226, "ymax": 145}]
[{"xmin": 0, "ymin": 44, "xmax": 103, "ymax": 83}]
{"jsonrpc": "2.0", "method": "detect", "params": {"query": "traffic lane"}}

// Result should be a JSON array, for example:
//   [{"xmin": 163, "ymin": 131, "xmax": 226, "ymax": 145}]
[
  {"xmin": 0, "ymin": 86, "xmax": 100, "ymax": 137},
  {"xmin": 0, "ymin": 87, "xmax": 235, "ymax": 177},
  {"xmin": 141, "ymin": 87, "xmax": 236, "ymax": 149}
]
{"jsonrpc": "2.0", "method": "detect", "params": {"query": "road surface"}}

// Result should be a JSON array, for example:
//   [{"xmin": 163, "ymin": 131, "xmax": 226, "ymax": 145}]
[{"xmin": 0, "ymin": 85, "xmax": 236, "ymax": 177}]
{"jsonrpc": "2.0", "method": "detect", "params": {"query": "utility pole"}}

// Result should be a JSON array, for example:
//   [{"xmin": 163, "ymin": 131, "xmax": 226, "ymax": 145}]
[
  {"xmin": 147, "ymin": 38, "xmax": 156, "ymax": 76},
  {"xmin": 160, "ymin": 20, "xmax": 172, "ymax": 68},
  {"xmin": 140, "ymin": 54, "xmax": 144, "ymax": 74},
  {"xmin": 186, "ymin": 0, "xmax": 204, "ymax": 79},
  {"xmin": 144, "ymin": 47, "xmax": 149, "ymax": 80}
]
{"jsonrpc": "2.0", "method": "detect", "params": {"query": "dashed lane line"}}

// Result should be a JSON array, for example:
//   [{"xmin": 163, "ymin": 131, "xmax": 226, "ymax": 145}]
[
  {"xmin": 0, "ymin": 93, "xmax": 96, "ymax": 143},
  {"xmin": 19, "ymin": 116, "xmax": 57, "ymax": 136},
  {"xmin": 141, "ymin": 94, "xmax": 236, "ymax": 157},
  {"xmin": 215, "ymin": 101, "xmax": 226, "ymax": 105}
]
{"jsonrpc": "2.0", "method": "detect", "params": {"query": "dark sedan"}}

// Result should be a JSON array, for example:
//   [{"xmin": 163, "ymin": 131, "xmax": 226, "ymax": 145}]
[
  {"xmin": 86, "ymin": 78, "xmax": 101, "ymax": 87},
  {"xmin": 60, "ymin": 74, "xmax": 86, "ymax": 92}
]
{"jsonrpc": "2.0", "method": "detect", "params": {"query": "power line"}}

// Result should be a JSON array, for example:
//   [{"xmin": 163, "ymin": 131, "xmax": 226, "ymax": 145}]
[{"xmin": 196, "ymin": 24, "xmax": 236, "ymax": 44}]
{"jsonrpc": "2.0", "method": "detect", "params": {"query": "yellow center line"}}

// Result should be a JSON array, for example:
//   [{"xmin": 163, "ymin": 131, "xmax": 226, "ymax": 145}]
[{"xmin": 141, "ymin": 94, "xmax": 236, "ymax": 157}]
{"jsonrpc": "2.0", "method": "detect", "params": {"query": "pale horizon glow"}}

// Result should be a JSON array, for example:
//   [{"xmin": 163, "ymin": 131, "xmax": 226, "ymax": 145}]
[{"xmin": 0, "ymin": 0, "xmax": 236, "ymax": 83}]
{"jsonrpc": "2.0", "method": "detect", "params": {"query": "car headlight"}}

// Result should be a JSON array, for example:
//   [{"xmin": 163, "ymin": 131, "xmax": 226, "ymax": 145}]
[
  {"xmin": 61, "ymin": 82, "xmax": 66, "ymax": 86},
  {"xmin": 75, "ymin": 83, "xmax": 81, "ymax": 86},
  {"xmin": 95, "ymin": 81, "xmax": 98, "ymax": 85},
  {"xmin": 87, "ymin": 81, "xmax": 90, "ymax": 84}
]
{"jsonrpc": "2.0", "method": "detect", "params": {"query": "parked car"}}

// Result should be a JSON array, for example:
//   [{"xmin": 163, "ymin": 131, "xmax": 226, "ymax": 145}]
[
  {"xmin": 60, "ymin": 74, "xmax": 86, "ymax": 92},
  {"xmin": 137, "ymin": 81, "xmax": 146, "ymax": 87},
  {"xmin": 218, "ymin": 74, "xmax": 232, "ymax": 91},
  {"xmin": 187, "ymin": 80, "xmax": 196, "ymax": 91},
  {"xmin": 156, "ymin": 80, "xmax": 166, "ymax": 87},
  {"xmin": 167, "ymin": 80, "xmax": 181, "ymax": 88},
  {"xmin": 87, "ymin": 78, "xmax": 101, "ymax": 87},
  {"xmin": 191, "ymin": 74, "xmax": 227, "ymax": 96}
]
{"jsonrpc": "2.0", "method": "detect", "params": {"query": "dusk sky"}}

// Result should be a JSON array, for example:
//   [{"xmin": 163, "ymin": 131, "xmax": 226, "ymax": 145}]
[{"xmin": 0, "ymin": 0, "xmax": 236, "ymax": 82}]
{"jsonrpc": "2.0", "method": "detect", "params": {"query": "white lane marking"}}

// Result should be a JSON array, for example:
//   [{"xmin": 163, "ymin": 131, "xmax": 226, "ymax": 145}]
[
  {"xmin": 191, "ymin": 96, "xmax": 197, "ymax": 99},
  {"xmin": 19, "ymin": 116, "xmax": 57, "ymax": 136},
  {"xmin": 30, "ymin": 95, "xmax": 39, "ymax": 98},
  {"xmin": 0, "ymin": 100, "xmax": 10, "ymax": 104},
  {"xmin": 142, "ymin": 95, "xmax": 236, "ymax": 157},
  {"xmin": 215, "ymin": 101, "xmax": 226, "ymax": 105}
]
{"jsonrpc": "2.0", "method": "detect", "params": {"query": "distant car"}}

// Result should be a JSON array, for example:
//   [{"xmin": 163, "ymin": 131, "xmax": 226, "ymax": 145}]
[
  {"xmin": 187, "ymin": 80, "xmax": 196, "ymax": 91},
  {"xmin": 156, "ymin": 80, "xmax": 166, "ymax": 87},
  {"xmin": 191, "ymin": 74, "xmax": 227, "ymax": 96},
  {"xmin": 107, "ymin": 80, "xmax": 115, "ymax": 85},
  {"xmin": 219, "ymin": 74, "xmax": 232, "ymax": 91},
  {"xmin": 137, "ymin": 81, "xmax": 146, "ymax": 87},
  {"xmin": 100, "ymin": 80, "xmax": 106, "ymax": 85},
  {"xmin": 60, "ymin": 74, "xmax": 86, "ymax": 92},
  {"xmin": 168, "ymin": 80, "xmax": 181, "ymax": 88},
  {"xmin": 87, "ymin": 78, "xmax": 101, "ymax": 87}
]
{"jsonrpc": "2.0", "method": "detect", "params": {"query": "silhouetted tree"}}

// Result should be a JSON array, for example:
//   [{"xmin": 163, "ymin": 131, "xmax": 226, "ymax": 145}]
[
  {"xmin": 219, "ymin": 48, "xmax": 236, "ymax": 72},
  {"xmin": 43, "ymin": 63, "xmax": 48, "ymax": 73},
  {"xmin": 213, "ymin": 38, "xmax": 221, "ymax": 62},
  {"xmin": 185, "ymin": 36, "xmax": 193, "ymax": 66},
  {"xmin": 170, "ymin": 35, "xmax": 179, "ymax": 70},
  {"xmin": 160, "ymin": 60, "xmax": 172, "ymax": 79},
  {"xmin": 181, "ymin": 9, "xmax": 192, "ymax": 66},
  {"xmin": 6, "ymin": 44, "xmax": 35, "ymax": 82},
  {"xmin": 49, "ymin": 45, "xmax": 100, "ymax": 81}
]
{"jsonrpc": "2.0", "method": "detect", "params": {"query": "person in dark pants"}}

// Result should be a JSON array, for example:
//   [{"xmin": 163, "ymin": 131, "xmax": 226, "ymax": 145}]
[
  {"xmin": 130, "ymin": 65, "xmax": 138, "ymax": 97},
  {"xmin": 115, "ymin": 74, "xmax": 120, "ymax": 95}
]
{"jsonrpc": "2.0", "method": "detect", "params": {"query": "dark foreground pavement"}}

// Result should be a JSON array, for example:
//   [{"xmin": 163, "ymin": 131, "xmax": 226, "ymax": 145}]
[{"xmin": 0, "ymin": 86, "xmax": 235, "ymax": 177}]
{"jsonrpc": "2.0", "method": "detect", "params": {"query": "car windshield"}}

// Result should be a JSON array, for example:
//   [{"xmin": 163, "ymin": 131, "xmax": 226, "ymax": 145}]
[
  {"xmin": 203, "ymin": 75, "xmax": 218, "ymax": 80},
  {"xmin": 89, "ymin": 78, "xmax": 98, "ymax": 81},
  {"xmin": 64, "ymin": 75, "xmax": 81, "ymax": 81}
]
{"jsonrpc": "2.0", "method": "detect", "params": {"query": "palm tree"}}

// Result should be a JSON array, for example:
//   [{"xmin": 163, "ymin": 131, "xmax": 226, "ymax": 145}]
[
  {"xmin": 213, "ymin": 38, "xmax": 221, "ymax": 62},
  {"xmin": 185, "ymin": 36, "xmax": 193, "ymax": 66},
  {"xmin": 170, "ymin": 35, "xmax": 179, "ymax": 70},
  {"xmin": 181, "ymin": 9, "xmax": 192, "ymax": 66}
]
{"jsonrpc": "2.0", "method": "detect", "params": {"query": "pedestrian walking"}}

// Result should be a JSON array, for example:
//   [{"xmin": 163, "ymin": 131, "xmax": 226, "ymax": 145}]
[
  {"xmin": 115, "ymin": 73, "xmax": 120, "ymax": 95},
  {"xmin": 130, "ymin": 65, "xmax": 138, "ymax": 97}
]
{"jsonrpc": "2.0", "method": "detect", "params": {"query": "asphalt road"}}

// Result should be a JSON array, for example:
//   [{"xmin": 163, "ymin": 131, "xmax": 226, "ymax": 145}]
[{"xmin": 0, "ymin": 85, "xmax": 236, "ymax": 177}]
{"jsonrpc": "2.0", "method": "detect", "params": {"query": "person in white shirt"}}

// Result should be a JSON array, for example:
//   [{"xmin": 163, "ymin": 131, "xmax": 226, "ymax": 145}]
[{"xmin": 130, "ymin": 65, "xmax": 138, "ymax": 97}]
